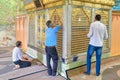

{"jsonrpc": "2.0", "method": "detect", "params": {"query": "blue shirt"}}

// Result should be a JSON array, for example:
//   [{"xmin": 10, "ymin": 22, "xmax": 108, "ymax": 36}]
[{"xmin": 45, "ymin": 25, "xmax": 61, "ymax": 46}]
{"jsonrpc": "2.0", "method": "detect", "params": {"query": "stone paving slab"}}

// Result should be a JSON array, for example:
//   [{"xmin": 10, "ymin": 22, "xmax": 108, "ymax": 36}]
[
  {"xmin": 0, "ymin": 65, "xmax": 47, "ymax": 80},
  {"xmin": 0, "ymin": 47, "xmax": 13, "ymax": 75},
  {"xmin": 13, "ymin": 71, "xmax": 66, "ymax": 80},
  {"xmin": 0, "ymin": 61, "xmax": 14, "ymax": 75}
]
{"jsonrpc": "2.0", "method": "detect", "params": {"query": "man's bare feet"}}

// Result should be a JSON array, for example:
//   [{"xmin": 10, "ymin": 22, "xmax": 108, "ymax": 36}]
[{"xmin": 13, "ymin": 65, "xmax": 20, "ymax": 70}]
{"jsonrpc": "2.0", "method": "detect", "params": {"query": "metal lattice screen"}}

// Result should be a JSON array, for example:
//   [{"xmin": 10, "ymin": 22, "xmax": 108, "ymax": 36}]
[
  {"xmin": 36, "ymin": 8, "xmax": 63, "ymax": 55},
  {"xmin": 37, "ymin": 11, "xmax": 46, "ymax": 50},
  {"xmin": 71, "ymin": 7, "xmax": 91, "ymax": 55},
  {"xmin": 71, "ymin": 8, "xmax": 110, "ymax": 55}
]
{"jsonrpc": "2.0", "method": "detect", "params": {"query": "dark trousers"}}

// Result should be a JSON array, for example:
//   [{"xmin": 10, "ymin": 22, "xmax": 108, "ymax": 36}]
[
  {"xmin": 86, "ymin": 44, "xmax": 102, "ymax": 75},
  {"xmin": 45, "ymin": 46, "xmax": 58, "ymax": 76},
  {"xmin": 14, "ymin": 60, "xmax": 31, "ymax": 68}
]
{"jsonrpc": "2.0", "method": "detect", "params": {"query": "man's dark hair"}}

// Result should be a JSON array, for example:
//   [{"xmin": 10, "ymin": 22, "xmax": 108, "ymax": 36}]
[
  {"xmin": 95, "ymin": 14, "xmax": 101, "ymax": 21},
  {"xmin": 16, "ymin": 41, "xmax": 22, "ymax": 47},
  {"xmin": 46, "ymin": 20, "xmax": 52, "ymax": 28}
]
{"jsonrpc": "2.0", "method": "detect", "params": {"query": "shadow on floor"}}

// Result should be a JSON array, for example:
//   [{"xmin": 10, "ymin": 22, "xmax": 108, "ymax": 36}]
[{"xmin": 102, "ymin": 65, "xmax": 120, "ymax": 80}]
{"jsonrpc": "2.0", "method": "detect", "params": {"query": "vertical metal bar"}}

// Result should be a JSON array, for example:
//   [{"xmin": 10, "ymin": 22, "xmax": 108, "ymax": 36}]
[
  {"xmin": 35, "ymin": 12, "xmax": 38, "ymax": 47},
  {"xmin": 91, "ymin": 8, "xmax": 95, "ymax": 22},
  {"xmin": 67, "ymin": 5, "xmax": 72, "ymax": 58},
  {"xmin": 40, "ymin": 13, "xmax": 42, "ymax": 49},
  {"xmin": 108, "ymin": 9, "xmax": 112, "ymax": 51},
  {"xmin": 62, "ymin": 5, "xmax": 67, "ymax": 59},
  {"xmin": 26, "ymin": 14, "xmax": 29, "ymax": 46},
  {"xmin": 62, "ymin": 0, "xmax": 72, "ymax": 60},
  {"xmin": 46, "ymin": 9, "xmax": 49, "ymax": 21}
]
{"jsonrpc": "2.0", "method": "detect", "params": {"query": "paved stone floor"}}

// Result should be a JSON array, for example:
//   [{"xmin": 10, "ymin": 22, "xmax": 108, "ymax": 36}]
[
  {"xmin": 1, "ymin": 47, "xmax": 120, "ymax": 80},
  {"xmin": 0, "ymin": 47, "xmax": 66, "ymax": 80},
  {"xmin": 68, "ymin": 56, "xmax": 120, "ymax": 80},
  {"xmin": 0, "ymin": 47, "xmax": 14, "ymax": 75}
]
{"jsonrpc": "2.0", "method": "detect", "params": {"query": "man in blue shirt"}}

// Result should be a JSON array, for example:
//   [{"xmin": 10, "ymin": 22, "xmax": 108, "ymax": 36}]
[{"xmin": 45, "ymin": 20, "xmax": 62, "ymax": 76}]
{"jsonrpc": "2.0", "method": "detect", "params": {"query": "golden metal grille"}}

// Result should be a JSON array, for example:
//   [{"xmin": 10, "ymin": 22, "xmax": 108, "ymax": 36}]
[{"xmin": 71, "ymin": 8, "xmax": 91, "ymax": 54}]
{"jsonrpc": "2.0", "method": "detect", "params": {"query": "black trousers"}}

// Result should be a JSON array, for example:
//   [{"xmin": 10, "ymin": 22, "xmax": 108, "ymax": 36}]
[
  {"xmin": 45, "ymin": 46, "xmax": 58, "ymax": 76},
  {"xmin": 14, "ymin": 60, "xmax": 31, "ymax": 68}
]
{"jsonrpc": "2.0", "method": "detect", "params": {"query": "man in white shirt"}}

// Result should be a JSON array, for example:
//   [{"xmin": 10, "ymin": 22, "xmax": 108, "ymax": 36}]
[
  {"xmin": 84, "ymin": 14, "xmax": 108, "ymax": 76},
  {"xmin": 12, "ymin": 41, "xmax": 31, "ymax": 69}
]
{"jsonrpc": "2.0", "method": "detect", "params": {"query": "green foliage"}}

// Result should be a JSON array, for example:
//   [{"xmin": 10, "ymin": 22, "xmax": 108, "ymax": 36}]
[{"xmin": 0, "ymin": 0, "xmax": 24, "ymax": 25}]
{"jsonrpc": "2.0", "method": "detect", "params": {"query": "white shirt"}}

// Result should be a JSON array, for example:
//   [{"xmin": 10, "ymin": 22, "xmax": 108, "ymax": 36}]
[
  {"xmin": 87, "ymin": 21, "xmax": 108, "ymax": 46},
  {"xmin": 12, "ymin": 47, "xmax": 23, "ymax": 62}
]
